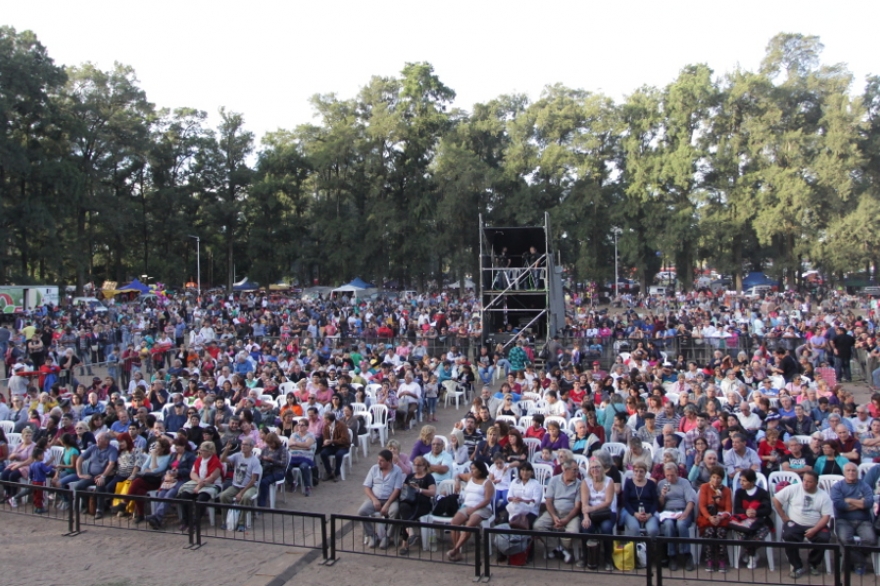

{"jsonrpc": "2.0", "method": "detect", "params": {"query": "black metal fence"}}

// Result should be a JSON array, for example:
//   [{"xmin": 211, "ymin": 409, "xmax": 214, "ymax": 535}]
[{"xmin": 4, "ymin": 493, "xmax": 880, "ymax": 586}]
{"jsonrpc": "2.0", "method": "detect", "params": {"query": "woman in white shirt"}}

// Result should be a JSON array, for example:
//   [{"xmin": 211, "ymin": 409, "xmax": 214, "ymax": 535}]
[
  {"xmin": 504, "ymin": 462, "xmax": 542, "ymax": 527},
  {"xmin": 578, "ymin": 457, "xmax": 617, "ymax": 570}
]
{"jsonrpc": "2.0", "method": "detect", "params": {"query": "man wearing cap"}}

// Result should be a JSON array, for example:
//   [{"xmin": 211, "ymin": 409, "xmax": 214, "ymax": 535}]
[{"xmin": 8, "ymin": 363, "xmax": 29, "ymax": 399}]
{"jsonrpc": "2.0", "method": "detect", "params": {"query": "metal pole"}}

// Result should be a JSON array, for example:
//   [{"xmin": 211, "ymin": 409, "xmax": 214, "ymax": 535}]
[
  {"xmin": 196, "ymin": 238, "xmax": 201, "ymax": 299},
  {"xmin": 613, "ymin": 227, "xmax": 621, "ymax": 298}
]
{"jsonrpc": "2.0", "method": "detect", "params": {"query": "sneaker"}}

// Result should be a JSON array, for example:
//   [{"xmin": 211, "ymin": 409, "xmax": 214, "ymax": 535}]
[
  {"xmin": 705, "ymin": 561, "xmax": 715, "ymax": 573},
  {"xmin": 544, "ymin": 548, "xmax": 558, "ymax": 560},
  {"xmin": 747, "ymin": 556, "xmax": 758, "ymax": 570},
  {"xmin": 34, "ymin": 508, "xmax": 46, "ymax": 514},
  {"xmin": 604, "ymin": 562, "xmax": 613, "ymax": 571},
  {"xmin": 809, "ymin": 566, "xmax": 821, "ymax": 576},
  {"xmin": 684, "ymin": 554, "xmax": 695, "ymax": 572},
  {"xmin": 9, "ymin": 498, "xmax": 18, "ymax": 508},
  {"xmin": 58, "ymin": 502, "xmax": 69, "ymax": 511},
  {"xmin": 304, "ymin": 486, "xmax": 311, "ymax": 497},
  {"xmin": 378, "ymin": 537, "xmax": 389, "ymax": 550},
  {"xmin": 576, "ymin": 560, "xmax": 586, "ymax": 568},
  {"xmin": 94, "ymin": 512, "xmax": 103, "ymax": 520},
  {"xmin": 789, "ymin": 567, "xmax": 806, "ymax": 579},
  {"xmin": 855, "ymin": 565, "xmax": 866, "ymax": 576},
  {"xmin": 718, "ymin": 561, "xmax": 728, "ymax": 573},
  {"xmin": 561, "ymin": 548, "xmax": 573, "ymax": 564},
  {"xmin": 668, "ymin": 556, "xmax": 679, "ymax": 572}
]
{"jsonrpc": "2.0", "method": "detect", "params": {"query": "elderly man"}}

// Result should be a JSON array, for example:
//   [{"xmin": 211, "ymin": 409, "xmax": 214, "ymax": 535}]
[
  {"xmin": 69, "ymin": 432, "xmax": 119, "ymax": 519},
  {"xmin": 218, "ymin": 437, "xmax": 261, "ymax": 532},
  {"xmin": 830, "ymin": 463, "xmax": 877, "ymax": 575},
  {"xmin": 397, "ymin": 372, "xmax": 422, "ymax": 429},
  {"xmin": 82, "ymin": 392, "xmax": 105, "ymax": 418},
  {"xmin": 358, "ymin": 449, "xmax": 404, "ymax": 550},
  {"xmin": 783, "ymin": 404, "xmax": 817, "ymax": 437},
  {"xmin": 532, "ymin": 460, "xmax": 582, "ymax": 564},
  {"xmin": 773, "ymin": 470, "xmax": 833, "ymax": 578},
  {"xmin": 781, "ymin": 437, "xmax": 815, "ymax": 477},
  {"xmin": 833, "ymin": 424, "xmax": 862, "ymax": 464},
  {"xmin": 658, "ymin": 461, "xmax": 698, "ymax": 571},
  {"xmin": 736, "ymin": 402, "xmax": 762, "ymax": 434},
  {"xmin": 724, "ymin": 433, "xmax": 761, "ymax": 480}
]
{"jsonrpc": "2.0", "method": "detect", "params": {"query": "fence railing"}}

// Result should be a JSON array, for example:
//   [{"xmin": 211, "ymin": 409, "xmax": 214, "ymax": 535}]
[{"xmin": 4, "ymin": 489, "xmax": 880, "ymax": 586}]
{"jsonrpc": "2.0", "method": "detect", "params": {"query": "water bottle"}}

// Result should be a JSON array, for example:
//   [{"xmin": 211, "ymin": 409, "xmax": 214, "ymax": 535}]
[
  {"xmin": 638, "ymin": 503, "xmax": 645, "ymax": 515},
  {"xmin": 428, "ymin": 531, "xmax": 438, "ymax": 552}
]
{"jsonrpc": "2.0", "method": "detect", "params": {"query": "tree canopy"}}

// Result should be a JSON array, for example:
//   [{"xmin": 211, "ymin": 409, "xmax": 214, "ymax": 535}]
[{"xmin": 0, "ymin": 27, "xmax": 875, "ymax": 292}]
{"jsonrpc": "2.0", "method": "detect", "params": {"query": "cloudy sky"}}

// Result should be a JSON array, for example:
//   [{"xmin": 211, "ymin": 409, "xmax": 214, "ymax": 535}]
[{"xmin": 6, "ymin": 0, "xmax": 877, "ymax": 143}]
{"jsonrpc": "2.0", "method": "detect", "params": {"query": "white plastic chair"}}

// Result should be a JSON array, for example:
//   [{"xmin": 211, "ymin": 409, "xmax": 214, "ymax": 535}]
[
  {"xmin": 731, "ymin": 471, "xmax": 768, "ymax": 495},
  {"xmin": 435, "ymin": 435, "xmax": 449, "ymax": 451},
  {"xmin": 523, "ymin": 438, "xmax": 542, "ymax": 462},
  {"xmin": 351, "ymin": 402, "xmax": 368, "ymax": 414},
  {"xmin": 518, "ymin": 401, "xmax": 536, "ymax": 416},
  {"xmin": 791, "ymin": 435, "xmax": 812, "ymax": 445},
  {"xmin": 544, "ymin": 415, "xmax": 567, "ymax": 430},
  {"xmin": 368, "ymin": 404, "xmax": 389, "ymax": 446},
  {"xmin": 818, "ymin": 474, "xmax": 844, "ymax": 494},
  {"xmin": 572, "ymin": 454, "xmax": 590, "ymax": 476},
  {"xmin": 0, "ymin": 421, "xmax": 14, "ymax": 434},
  {"xmin": 602, "ymin": 442, "xmax": 627, "ymax": 459},
  {"xmin": 858, "ymin": 462, "xmax": 876, "ymax": 479},
  {"xmin": 533, "ymin": 463, "xmax": 554, "ymax": 491},
  {"xmin": 6, "ymin": 432, "xmax": 22, "ymax": 448},
  {"xmin": 325, "ymin": 429, "xmax": 353, "ymax": 481},
  {"xmin": 150, "ymin": 410, "xmax": 164, "ymax": 422},
  {"xmin": 356, "ymin": 412, "xmax": 371, "ymax": 458},
  {"xmin": 48, "ymin": 446, "xmax": 66, "ymax": 466},
  {"xmin": 767, "ymin": 471, "xmax": 800, "ymax": 493},
  {"xmin": 495, "ymin": 415, "xmax": 518, "ymax": 427},
  {"xmin": 521, "ymin": 393, "xmax": 542, "ymax": 403},
  {"xmin": 518, "ymin": 415, "xmax": 534, "ymax": 430},
  {"xmin": 279, "ymin": 381, "xmax": 296, "ymax": 395},
  {"xmin": 442, "ymin": 380, "xmax": 464, "ymax": 410}
]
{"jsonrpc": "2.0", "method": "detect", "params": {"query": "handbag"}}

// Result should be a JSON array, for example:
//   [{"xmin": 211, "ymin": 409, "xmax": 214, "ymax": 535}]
[
  {"xmin": 589, "ymin": 506, "xmax": 613, "ymax": 525},
  {"xmin": 729, "ymin": 515, "xmax": 759, "ymax": 533},
  {"xmin": 400, "ymin": 483, "xmax": 419, "ymax": 505},
  {"xmin": 510, "ymin": 513, "xmax": 530, "ymax": 530}
]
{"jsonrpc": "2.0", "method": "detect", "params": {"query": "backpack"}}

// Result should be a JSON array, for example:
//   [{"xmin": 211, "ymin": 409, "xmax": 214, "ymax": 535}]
[{"xmin": 493, "ymin": 523, "xmax": 531, "ymax": 555}]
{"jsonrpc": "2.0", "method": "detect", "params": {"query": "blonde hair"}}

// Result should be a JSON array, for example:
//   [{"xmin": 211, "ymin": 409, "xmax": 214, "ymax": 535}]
[
  {"xmin": 419, "ymin": 425, "xmax": 436, "ymax": 443},
  {"xmin": 199, "ymin": 441, "xmax": 216, "ymax": 455}
]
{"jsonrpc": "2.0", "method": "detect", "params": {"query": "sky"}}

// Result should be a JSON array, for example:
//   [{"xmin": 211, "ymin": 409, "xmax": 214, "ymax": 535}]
[{"xmin": 5, "ymin": 1, "xmax": 879, "ymax": 144}]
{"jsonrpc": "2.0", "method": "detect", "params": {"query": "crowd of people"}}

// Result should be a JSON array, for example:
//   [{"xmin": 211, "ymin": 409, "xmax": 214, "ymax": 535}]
[{"xmin": 1, "ymin": 287, "xmax": 880, "ymax": 576}]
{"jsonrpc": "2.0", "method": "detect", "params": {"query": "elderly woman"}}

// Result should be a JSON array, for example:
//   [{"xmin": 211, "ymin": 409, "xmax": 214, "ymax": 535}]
[
  {"xmin": 620, "ymin": 461, "xmax": 660, "ymax": 543},
  {"xmin": 146, "ymin": 435, "xmax": 196, "ymax": 529},
  {"xmin": 1, "ymin": 427, "xmax": 36, "ymax": 503},
  {"xmin": 658, "ymin": 461, "xmax": 698, "ymax": 572},
  {"xmin": 126, "ymin": 436, "xmax": 173, "ymax": 522},
  {"xmin": 540, "ymin": 420, "xmax": 570, "ymax": 453},
  {"xmin": 386, "ymin": 438, "xmax": 411, "ymax": 476},
  {"xmin": 177, "ymin": 441, "xmax": 223, "ymax": 532},
  {"xmin": 696, "ymin": 465, "xmax": 732, "ymax": 572},
  {"xmin": 578, "ymin": 456, "xmax": 617, "ymax": 570},
  {"xmin": 409, "ymin": 425, "xmax": 436, "ymax": 461},
  {"xmin": 651, "ymin": 448, "xmax": 686, "ymax": 482},
  {"xmin": 623, "ymin": 436, "xmax": 653, "ymax": 470},
  {"xmin": 448, "ymin": 429, "xmax": 469, "ymax": 465},
  {"xmin": 259, "ymin": 431, "xmax": 291, "ymax": 505},
  {"xmin": 687, "ymin": 449, "xmax": 722, "ymax": 490},
  {"xmin": 731, "ymin": 468, "xmax": 772, "ymax": 569}
]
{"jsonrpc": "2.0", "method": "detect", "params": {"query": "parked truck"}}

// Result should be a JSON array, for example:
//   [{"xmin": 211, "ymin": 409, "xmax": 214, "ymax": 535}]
[{"xmin": 0, "ymin": 285, "xmax": 59, "ymax": 315}]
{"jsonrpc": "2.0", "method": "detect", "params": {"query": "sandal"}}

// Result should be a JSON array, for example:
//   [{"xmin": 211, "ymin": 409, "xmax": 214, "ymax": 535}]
[{"xmin": 399, "ymin": 546, "xmax": 409, "ymax": 556}]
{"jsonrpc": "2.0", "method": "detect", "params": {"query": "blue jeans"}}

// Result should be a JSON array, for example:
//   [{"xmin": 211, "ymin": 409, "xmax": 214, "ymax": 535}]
[
  {"xmin": 425, "ymin": 397, "xmax": 438, "ymax": 416},
  {"xmin": 287, "ymin": 457, "xmax": 314, "ymax": 488},
  {"xmin": 257, "ymin": 470, "xmax": 287, "ymax": 507},
  {"xmin": 496, "ymin": 359, "xmax": 511, "ymax": 377},
  {"xmin": 478, "ymin": 365, "xmax": 494, "ymax": 385},
  {"xmin": 319, "ymin": 446, "xmax": 348, "ymax": 478},
  {"xmin": 835, "ymin": 356, "xmax": 852, "ymax": 382},
  {"xmin": 621, "ymin": 509, "xmax": 660, "ymax": 537},
  {"xmin": 660, "ymin": 512, "xmax": 693, "ymax": 556}
]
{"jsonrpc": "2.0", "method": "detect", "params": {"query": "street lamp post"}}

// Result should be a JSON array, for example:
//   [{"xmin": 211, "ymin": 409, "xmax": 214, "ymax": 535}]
[
  {"xmin": 612, "ymin": 227, "xmax": 622, "ymax": 298},
  {"xmin": 188, "ymin": 235, "xmax": 200, "ymax": 298}
]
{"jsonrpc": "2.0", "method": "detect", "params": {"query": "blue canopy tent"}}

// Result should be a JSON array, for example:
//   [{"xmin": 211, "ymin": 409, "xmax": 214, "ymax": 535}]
[
  {"xmin": 116, "ymin": 279, "xmax": 150, "ymax": 294},
  {"xmin": 346, "ymin": 277, "xmax": 374, "ymax": 289},
  {"xmin": 232, "ymin": 277, "xmax": 259, "ymax": 292},
  {"xmin": 741, "ymin": 272, "xmax": 778, "ymax": 289}
]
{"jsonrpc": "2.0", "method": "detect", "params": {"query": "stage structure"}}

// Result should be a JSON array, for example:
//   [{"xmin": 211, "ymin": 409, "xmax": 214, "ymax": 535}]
[{"xmin": 479, "ymin": 212, "xmax": 565, "ymax": 349}]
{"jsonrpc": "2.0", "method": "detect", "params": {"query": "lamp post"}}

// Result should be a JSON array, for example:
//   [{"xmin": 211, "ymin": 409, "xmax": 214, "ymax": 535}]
[
  {"xmin": 612, "ymin": 227, "xmax": 622, "ymax": 298},
  {"xmin": 187, "ymin": 235, "xmax": 200, "ymax": 298}
]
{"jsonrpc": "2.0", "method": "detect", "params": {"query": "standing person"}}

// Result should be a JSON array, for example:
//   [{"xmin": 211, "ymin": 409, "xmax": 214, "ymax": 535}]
[
  {"xmin": 358, "ymin": 449, "xmax": 404, "ymax": 550},
  {"xmin": 319, "ymin": 412, "xmax": 350, "ymax": 482},
  {"xmin": 829, "ymin": 326, "xmax": 856, "ymax": 383},
  {"xmin": 830, "ymin": 463, "xmax": 877, "ymax": 576},
  {"xmin": 772, "ymin": 470, "xmax": 833, "ymax": 579}
]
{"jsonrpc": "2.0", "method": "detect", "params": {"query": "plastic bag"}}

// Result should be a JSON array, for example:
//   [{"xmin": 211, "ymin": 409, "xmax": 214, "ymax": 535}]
[{"xmin": 612, "ymin": 541, "xmax": 635, "ymax": 571}]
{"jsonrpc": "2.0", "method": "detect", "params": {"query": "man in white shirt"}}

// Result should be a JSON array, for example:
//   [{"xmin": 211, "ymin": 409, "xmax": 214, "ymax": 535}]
[
  {"xmin": 772, "ymin": 470, "xmax": 833, "ymax": 578},
  {"xmin": 736, "ymin": 402, "xmax": 762, "ymax": 433}
]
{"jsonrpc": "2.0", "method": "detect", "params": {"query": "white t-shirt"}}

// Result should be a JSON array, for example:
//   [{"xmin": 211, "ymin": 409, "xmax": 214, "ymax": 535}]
[
  {"xmin": 228, "ymin": 452, "xmax": 262, "ymax": 489},
  {"xmin": 775, "ymin": 483, "xmax": 832, "ymax": 526}
]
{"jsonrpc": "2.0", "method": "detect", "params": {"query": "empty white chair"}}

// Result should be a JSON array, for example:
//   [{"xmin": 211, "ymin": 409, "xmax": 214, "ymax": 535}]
[
  {"xmin": 0, "ymin": 421, "xmax": 14, "ymax": 434},
  {"xmin": 356, "ymin": 412, "xmax": 371, "ymax": 458},
  {"xmin": 278, "ymin": 381, "xmax": 296, "ymax": 395},
  {"xmin": 351, "ymin": 402, "xmax": 368, "ymax": 414},
  {"xmin": 602, "ymin": 442, "xmax": 627, "ymax": 459},
  {"xmin": 442, "ymin": 380, "xmax": 464, "ymax": 410},
  {"xmin": 532, "ymin": 463, "xmax": 554, "ymax": 495},
  {"xmin": 6, "ymin": 432, "xmax": 22, "ymax": 447},
  {"xmin": 523, "ymin": 438, "xmax": 542, "ymax": 462},
  {"xmin": 367, "ymin": 404, "xmax": 389, "ymax": 446},
  {"xmin": 858, "ymin": 462, "xmax": 877, "ymax": 479}
]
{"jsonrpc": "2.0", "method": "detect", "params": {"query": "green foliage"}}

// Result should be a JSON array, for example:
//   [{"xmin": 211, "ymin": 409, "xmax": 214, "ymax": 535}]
[{"xmin": 0, "ymin": 29, "xmax": 877, "ymax": 292}]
